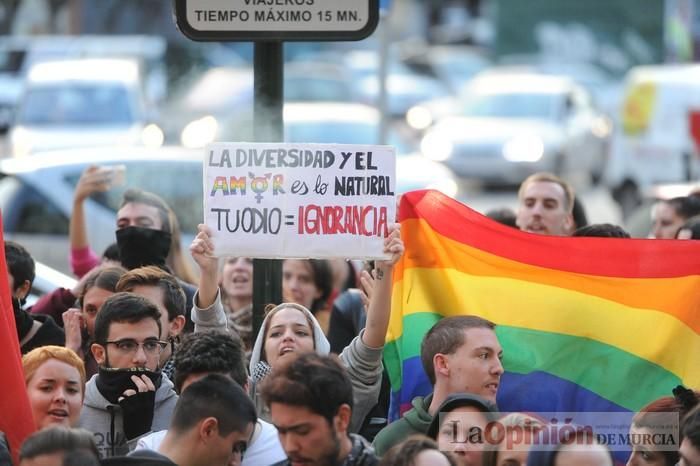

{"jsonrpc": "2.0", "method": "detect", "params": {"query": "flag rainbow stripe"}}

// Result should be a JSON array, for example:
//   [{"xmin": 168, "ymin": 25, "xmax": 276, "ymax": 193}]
[{"xmin": 386, "ymin": 190, "xmax": 700, "ymax": 418}]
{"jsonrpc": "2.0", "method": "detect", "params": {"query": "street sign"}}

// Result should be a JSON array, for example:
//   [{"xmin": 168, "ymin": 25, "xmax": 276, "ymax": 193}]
[{"xmin": 174, "ymin": 0, "xmax": 380, "ymax": 41}]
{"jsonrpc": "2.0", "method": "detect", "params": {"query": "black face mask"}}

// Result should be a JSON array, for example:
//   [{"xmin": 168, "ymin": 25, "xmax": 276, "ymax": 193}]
[
  {"xmin": 13, "ymin": 296, "xmax": 33, "ymax": 339},
  {"xmin": 115, "ymin": 226, "xmax": 171, "ymax": 270},
  {"xmin": 96, "ymin": 366, "xmax": 163, "ymax": 404}
]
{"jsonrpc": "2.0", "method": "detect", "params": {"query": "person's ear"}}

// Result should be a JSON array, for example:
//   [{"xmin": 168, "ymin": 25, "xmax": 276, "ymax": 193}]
[
  {"xmin": 434, "ymin": 353, "xmax": 450, "ymax": 380},
  {"xmin": 333, "ymin": 404, "xmax": 352, "ymax": 435},
  {"xmin": 16, "ymin": 279, "xmax": 31, "ymax": 300},
  {"xmin": 199, "ymin": 417, "xmax": 219, "ymax": 442},
  {"xmin": 169, "ymin": 315, "xmax": 186, "ymax": 338},
  {"xmin": 91, "ymin": 343, "xmax": 106, "ymax": 365},
  {"xmin": 563, "ymin": 213, "xmax": 575, "ymax": 235}
]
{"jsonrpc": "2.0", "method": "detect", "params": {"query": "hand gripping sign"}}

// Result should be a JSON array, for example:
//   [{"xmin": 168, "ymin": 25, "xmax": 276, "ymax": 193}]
[{"xmin": 204, "ymin": 142, "xmax": 396, "ymax": 259}]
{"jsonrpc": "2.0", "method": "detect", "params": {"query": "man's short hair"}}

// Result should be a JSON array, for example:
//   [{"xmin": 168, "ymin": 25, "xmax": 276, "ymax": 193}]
[
  {"xmin": 518, "ymin": 172, "xmax": 575, "ymax": 213},
  {"xmin": 683, "ymin": 404, "xmax": 700, "ymax": 449},
  {"xmin": 173, "ymin": 331, "xmax": 248, "ymax": 392},
  {"xmin": 665, "ymin": 196, "xmax": 700, "ymax": 220},
  {"xmin": 5, "ymin": 240, "xmax": 35, "ymax": 291},
  {"xmin": 170, "ymin": 374, "xmax": 256, "ymax": 436},
  {"xmin": 93, "ymin": 292, "xmax": 162, "ymax": 344},
  {"xmin": 260, "ymin": 353, "xmax": 353, "ymax": 424},
  {"xmin": 120, "ymin": 188, "xmax": 171, "ymax": 234},
  {"xmin": 420, "ymin": 315, "xmax": 496, "ymax": 386},
  {"xmin": 572, "ymin": 223, "xmax": 631, "ymax": 238},
  {"xmin": 115, "ymin": 266, "xmax": 186, "ymax": 321},
  {"xmin": 19, "ymin": 427, "xmax": 99, "ymax": 461}
]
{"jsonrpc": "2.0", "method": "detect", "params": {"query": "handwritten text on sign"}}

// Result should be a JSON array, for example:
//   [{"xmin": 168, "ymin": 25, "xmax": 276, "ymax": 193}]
[{"xmin": 204, "ymin": 143, "xmax": 396, "ymax": 259}]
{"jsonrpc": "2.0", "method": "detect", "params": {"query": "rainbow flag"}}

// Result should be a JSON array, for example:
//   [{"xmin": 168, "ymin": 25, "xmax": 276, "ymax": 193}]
[{"xmin": 385, "ymin": 190, "xmax": 700, "ymax": 419}]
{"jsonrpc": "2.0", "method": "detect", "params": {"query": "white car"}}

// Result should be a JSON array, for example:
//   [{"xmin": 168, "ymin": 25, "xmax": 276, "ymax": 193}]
[
  {"xmin": 420, "ymin": 72, "xmax": 611, "ymax": 185},
  {"xmin": 604, "ymin": 64, "xmax": 700, "ymax": 217},
  {"xmin": 9, "ymin": 58, "xmax": 162, "ymax": 157}
]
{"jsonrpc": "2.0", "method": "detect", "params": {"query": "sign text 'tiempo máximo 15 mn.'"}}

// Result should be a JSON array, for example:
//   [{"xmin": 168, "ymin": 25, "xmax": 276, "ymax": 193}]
[{"xmin": 175, "ymin": 0, "xmax": 379, "ymax": 41}]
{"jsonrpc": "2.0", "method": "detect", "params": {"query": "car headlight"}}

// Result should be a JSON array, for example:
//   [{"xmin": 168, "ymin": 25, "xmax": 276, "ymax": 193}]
[
  {"xmin": 406, "ymin": 105, "xmax": 433, "ymax": 131},
  {"xmin": 502, "ymin": 135, "xmax": 544, "ymax": 162},
  {"xmin": 11, "ymin": 126, "xmax": 32, "ymax": 158},
  {"xmin": 427, "ymin": 178, "xmax": 459, "ymax": 198},
  {"xmin": 421, "ymin": 131, "xmax": 453, "ymax": 162},
  {"xmin": 141, "ymin": 124, "xmax": 164, "ymax": 148},
  {"xmin": 591, "ymin": 116, "xmax": 613, "ymax": 138},
  {"xmin": 181, "ymin": 116, "xmax": 218, "ymax": 149}
]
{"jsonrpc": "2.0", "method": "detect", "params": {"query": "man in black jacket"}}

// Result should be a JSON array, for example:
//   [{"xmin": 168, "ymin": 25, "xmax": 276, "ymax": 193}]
[
  {"xmin": 261, "ymin": 353, "xmax": 378, "ymax": 466},
  {"xmin": 5, "ymin": 241, "xmax": 64, "ymax": 353}
]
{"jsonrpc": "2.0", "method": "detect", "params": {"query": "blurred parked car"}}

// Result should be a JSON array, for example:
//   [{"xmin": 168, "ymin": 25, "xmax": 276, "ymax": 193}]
[
  {"xmin": 283, "ymin": 102, "xmax": 460, "ymax": 198},
  {"xmin": 8, "ymin": 58, "xmax": 163, "ymax": 157},
  {"xmin": 400, "ymin": 43, "xmax": 491, "ymax": 93},
  {"xmin": 0, "ymin": 35, "xmax": 166, "ymax": 135},
  {"xmin": 420, "ymin": 71, "xmax": 611, "ymax": 185},
  {"xmin": 0, "ymin": 146, "xmax": 202, "ymax": 273},
  {"xmin": 344, "ymin": 50, "xmax": 453, "ymax": 119},
  {"xmin": 160, "ymin": 66, "xmax": 254, "ymax": 148}
]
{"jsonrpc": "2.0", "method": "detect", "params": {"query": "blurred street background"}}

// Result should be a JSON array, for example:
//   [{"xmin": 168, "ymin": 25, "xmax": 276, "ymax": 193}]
[{"xmin": 1, "ymin": 0, "xmax": 700, "ymax": 272}]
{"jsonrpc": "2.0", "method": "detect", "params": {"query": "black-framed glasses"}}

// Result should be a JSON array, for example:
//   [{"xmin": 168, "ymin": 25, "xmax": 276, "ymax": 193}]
[
  {"xmin": 232, "ymin": 441, "xmax": 247, "ymax": 457},
  {"xmin": 104, "ymin": 339, "xmax": 168, "ymax": 355}
]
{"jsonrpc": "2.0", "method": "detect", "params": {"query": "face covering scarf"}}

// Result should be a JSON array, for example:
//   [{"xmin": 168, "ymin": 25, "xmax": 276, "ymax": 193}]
[
  {"xmin": 116, "ymin": 226, "xmax": 171, "ymax": 270},
  {"xmin": 96, "ymin": 366, "xmax": 163, "ymax": 404}
]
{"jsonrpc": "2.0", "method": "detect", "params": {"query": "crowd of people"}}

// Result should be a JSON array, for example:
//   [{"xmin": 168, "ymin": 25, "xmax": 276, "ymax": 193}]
[{"xmin": 3, "ymin": 166, "xmax": 700, "ymax": 466}]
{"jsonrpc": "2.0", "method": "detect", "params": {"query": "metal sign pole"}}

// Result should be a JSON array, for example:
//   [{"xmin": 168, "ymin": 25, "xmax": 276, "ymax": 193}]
[
  {"xmin": 174, "ymin": 0, "xmax": 380, "ymax": 336},
  {"xmin": 252, "ymin": 41, "xmax": 284, "ymax": 337}
]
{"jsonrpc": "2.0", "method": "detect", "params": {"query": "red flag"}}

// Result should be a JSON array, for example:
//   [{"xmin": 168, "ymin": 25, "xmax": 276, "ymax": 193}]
[{"xmin": 0, "ymin": 215, "xmax": 36, "ymax": 463}]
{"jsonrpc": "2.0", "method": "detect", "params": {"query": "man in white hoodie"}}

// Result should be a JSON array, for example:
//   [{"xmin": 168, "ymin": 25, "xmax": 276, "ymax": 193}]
[{"xmin": 79, "ymin": 292, "xmax": 178, "ymax": 458}]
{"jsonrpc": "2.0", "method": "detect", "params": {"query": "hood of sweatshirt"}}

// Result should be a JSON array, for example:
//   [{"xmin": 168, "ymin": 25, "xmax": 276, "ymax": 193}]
[{"xmin": 249, "ymin": 302, "xmax": 330, "ymax": 375}]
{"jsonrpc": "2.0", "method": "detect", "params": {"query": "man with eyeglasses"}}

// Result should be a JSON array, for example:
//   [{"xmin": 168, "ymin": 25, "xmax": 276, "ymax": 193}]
[{"xmin": 79, "ymin": 292, "xmax": 178, "ymax": 458}]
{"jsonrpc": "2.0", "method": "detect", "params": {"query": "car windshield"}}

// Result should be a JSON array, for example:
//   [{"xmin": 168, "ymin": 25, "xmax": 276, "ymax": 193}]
[
  {"xmin": 461, "ymin": 91, "xmax": 560, "ymax": 119},
  {"xmin": 285, "ymin": 120, "xmax": 413, "ymax": 154},
  {"xmin": 17, "ymin": 84, "xmax": 135, "ymax": 125}
]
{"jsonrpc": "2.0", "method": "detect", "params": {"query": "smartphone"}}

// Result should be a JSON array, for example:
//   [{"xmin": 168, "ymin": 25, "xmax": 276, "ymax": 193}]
[{"xmin": 96, "ymin": 164, "xmax": 126, "ymax": 188}]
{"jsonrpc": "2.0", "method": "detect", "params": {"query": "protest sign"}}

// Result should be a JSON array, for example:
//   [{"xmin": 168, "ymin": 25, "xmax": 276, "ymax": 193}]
[{"xmin": 204, "ymin": 142, "xmax": 396, "ymax": 259}]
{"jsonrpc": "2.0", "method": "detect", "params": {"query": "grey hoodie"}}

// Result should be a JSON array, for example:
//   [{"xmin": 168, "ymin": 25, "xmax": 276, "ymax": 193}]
[
  {"xmin": 79, "ymin": 373, "xmax": 178, "ymax": 458},
  {"xmin": 248, "ymin": 302, "xmax": 384, "ymax": 434}
]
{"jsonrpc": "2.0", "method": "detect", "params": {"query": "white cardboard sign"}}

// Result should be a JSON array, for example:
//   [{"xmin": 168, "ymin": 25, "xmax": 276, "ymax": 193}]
[{"xmin": 204, "ymin": 142, "xmax": 396, "ymax": 259}]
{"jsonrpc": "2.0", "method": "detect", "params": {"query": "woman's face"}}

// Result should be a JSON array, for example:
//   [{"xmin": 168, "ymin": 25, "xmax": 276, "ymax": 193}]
[
  {"xmin": 651, "ymin": 202, "xmax": 685, "ymax": 239},
  {"xmin": 555, "ymin": 442, "xmax": 612, "ymax": 466},
  {"xmin": 26, "ymin": 359, "xmax": 83, "ymax": 430},
  {"xmin": 263, "ymin": 307, "xmax": 315, "ymax": 368},
  {"xmin": 626, "ymin": 425, "xmax": 669, "ymax": 466},
  {"xmin": 437, "ymin": 406, "xmax": 489, "ymax": 466},
  {"xmin": 221, "ymin": 257, "xmax": 253, "ymax": 306},
  {"xmin": 282, "ymin": 260, "xmax": 321, "ymax": 310},
  {"xmin": 81, "ymin": 286, "xmax": 114, "ymax": 338}
]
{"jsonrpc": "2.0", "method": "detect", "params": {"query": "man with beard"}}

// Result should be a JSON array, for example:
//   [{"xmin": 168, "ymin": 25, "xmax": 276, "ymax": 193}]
[
  {"xmin": 515, "ymin": 172, "xmax": 575, "ymax": 236},
  {"xmin": 79, "ymin": 292, "xmax": 178, "ymax": 457},
  {"xmin": 261, "ymin": 353, "xmax": 378, "ymax": 466}
]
